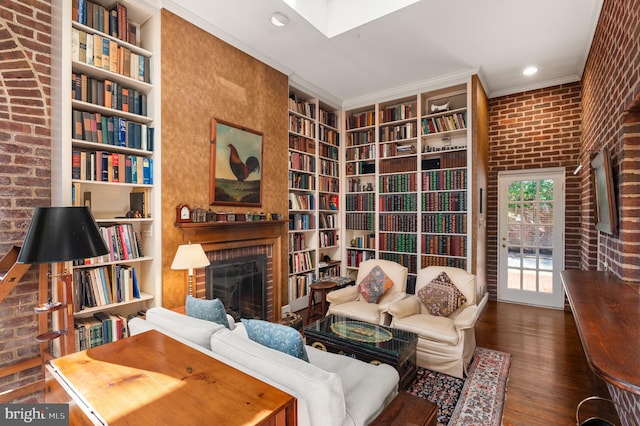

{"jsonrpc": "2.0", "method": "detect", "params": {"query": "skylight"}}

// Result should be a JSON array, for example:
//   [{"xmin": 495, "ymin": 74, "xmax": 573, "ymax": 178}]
[{"xmin": 282, "ymin": 0, "xmax": 420, "ymax": 38}]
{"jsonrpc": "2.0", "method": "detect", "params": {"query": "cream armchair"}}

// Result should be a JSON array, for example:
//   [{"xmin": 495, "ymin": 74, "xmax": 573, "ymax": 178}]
[
  {"xmin": 388, "ymin": 266, "xmax": 478, "ymax": 379},
  {"xmin": 326, "ymin": 259, "xmax": 408, "ymax": 325}
]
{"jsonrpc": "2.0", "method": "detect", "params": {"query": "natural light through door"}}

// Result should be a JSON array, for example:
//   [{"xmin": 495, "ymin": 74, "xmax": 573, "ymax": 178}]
[{"xmin": 498, "ymin": 168, "xmax": 565, "ymax": 308}]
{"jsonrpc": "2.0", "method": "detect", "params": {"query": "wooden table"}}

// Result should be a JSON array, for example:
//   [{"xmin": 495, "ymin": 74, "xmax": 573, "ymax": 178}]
[
  {"xmin": 561, "ymin": 270, "xmax": 640, "ymax": 395},
  {"xmin": 45, "ymin": 329, "xmax": 297, "ymax": 425},
  {"xmin": 369, "ymin": 392, "xmax": 438, "ymax": 426}
]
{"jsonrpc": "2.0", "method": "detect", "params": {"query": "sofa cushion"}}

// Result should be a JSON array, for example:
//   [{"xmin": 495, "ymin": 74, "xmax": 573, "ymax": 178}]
[
  {"xmin": 241, "ymin": 319, "xmax": 309, "ymax": 362},
  {"xmin": 417, "ymin": 271, "xmax": 467, "ymax": 316},
  {"xmin": 143, "ymin": 307, "xmax": 224, "ymax": 349},
  {"xmin": 358, "ymin": 265, "xmax": 393, "ymax": 303},
  {"xmin": 306, "ymin": 345, "xmax": 399, "ymax": 425},
  {"xmin": 210, "ymin": 328, "xmax": 346, "ymax": 426},
  {"xmin": 185, "ymin": 296, "xmax": 230, "ymax": 329}
]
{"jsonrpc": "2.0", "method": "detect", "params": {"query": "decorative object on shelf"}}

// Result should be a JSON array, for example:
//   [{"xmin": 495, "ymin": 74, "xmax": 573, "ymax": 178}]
[
  {"xmin": 176, "ymin": 204, "xmax": 191, "ymax": 223},
  {"xmin": 170, "ymin": 242, "xmax": 210, "ymax": 296},
  {"xmin": 270, "ymin": 213, "xmax": 281, "ymax": 220},
  {"xmin": 17, "ymin": 206, "xmax": 109, "ymax": 352},
  {"xmin": 366, "ymin": 182, "xmax": 374, "ymax": 191},
  {"xmin": 210, "ymin": 118, "xmax": 263, "ymax": 207},
  {"xmin": 190, "ymin": 207, "xmax": 207, "ymax": 223},
  {"xmin": 430, "ymin": 101, "xmax": 450, "ymax": 113}
]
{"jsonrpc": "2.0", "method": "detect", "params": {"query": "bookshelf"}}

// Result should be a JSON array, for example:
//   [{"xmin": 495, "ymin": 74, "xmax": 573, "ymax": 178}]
[
  {"xmin": 341, "ymin": 78, "xmax": 487, "ymax": 291},
  {"xmin": 51, "ymin": 0, "xmax": 161, "ymax": 353},
  {"xmin": 288, "ymin": 87, "xmax": 341, "ymax": 310}
]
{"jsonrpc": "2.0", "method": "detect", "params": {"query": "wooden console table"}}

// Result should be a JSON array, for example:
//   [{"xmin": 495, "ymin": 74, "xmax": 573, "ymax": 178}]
[
  {"xmin": 561, "ymin": 270, "xmax": 640, "ymax": 395},
  {"xmin": 45, "ymin": 330, "xmax": 297, "ymax": 425}
]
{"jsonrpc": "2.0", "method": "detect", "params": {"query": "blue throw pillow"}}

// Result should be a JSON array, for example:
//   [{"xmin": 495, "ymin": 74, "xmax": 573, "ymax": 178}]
[
  {"xmin": 241, "ymin": 319, "xmax": 309, "ymax": 362},
  {"xmin": 185, "ymin": 296, "xmax": 230, "ymax": 329}
]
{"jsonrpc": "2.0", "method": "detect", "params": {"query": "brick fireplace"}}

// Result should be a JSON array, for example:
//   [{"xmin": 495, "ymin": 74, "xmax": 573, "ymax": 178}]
[{"xmin": 175, "ymin": 220, "xmax": 288, "ymax": 322}]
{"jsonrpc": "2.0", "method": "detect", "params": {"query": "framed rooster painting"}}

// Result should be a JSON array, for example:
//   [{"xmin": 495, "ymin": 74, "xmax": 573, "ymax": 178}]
[{"xmin": 210, "ymin": 118, "xmax": 263, "ymax": 206}]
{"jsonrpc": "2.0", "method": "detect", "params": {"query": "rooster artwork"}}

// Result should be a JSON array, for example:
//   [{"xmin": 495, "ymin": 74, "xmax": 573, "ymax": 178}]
[
  {"xmin": 211, "ymin": 119, "xmax": 263, "ymax": 206},
  {"xmin": 227, "ymin": 144, "xmax": 260, "ymax": 190}
]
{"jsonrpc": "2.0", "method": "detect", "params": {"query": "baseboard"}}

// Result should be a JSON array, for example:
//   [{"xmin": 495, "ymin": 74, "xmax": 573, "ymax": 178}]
[{"xmin": 477, "ymin": 292, "xmax": 489, "ymax": 315}]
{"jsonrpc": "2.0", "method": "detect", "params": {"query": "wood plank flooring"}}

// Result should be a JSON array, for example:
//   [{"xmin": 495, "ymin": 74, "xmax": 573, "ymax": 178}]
[{"xmin": 475, "ymin": 300, "xmax": 619, "ymax": 426}]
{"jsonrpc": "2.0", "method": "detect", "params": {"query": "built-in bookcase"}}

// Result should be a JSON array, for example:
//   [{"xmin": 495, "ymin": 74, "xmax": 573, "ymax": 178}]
[
  {"xmin": 341, "ymin": 79, "xmax": 485, "ymax": 289},
  {"xmin": 51, "ymin": 0, "xmax": 161, "ymax": 353},
  {"xmin": 288, "ymin": 86, "xmax": 341, "ymax": 310}
]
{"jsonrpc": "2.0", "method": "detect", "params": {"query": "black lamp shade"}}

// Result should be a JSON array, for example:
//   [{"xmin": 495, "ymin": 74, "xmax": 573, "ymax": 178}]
[{"xmin": 17, "ymin": 206, "xmax": 109, "ymax": 264}]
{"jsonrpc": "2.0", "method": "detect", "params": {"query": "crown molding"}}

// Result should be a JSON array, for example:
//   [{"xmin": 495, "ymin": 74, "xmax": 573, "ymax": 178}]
[
  {"xmin": 488, "ymin": 74, "xmax": 581, "ymax": 99},
  {"xmin": 341, "ymin": 68, "xmax": 479, "ymax": 110}
]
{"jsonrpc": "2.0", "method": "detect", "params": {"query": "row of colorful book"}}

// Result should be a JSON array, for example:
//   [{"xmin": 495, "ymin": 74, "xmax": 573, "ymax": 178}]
[
  {"xmin": 74, "ymin": 312, "xmax": 132, "ymax": 352},
  {"xmin": 379, "ymin": 213, "xmax": 418, "ymax": 232},
  {"xmin": 72, "ymin": 109, "xmax": 154, "ymax": 151},
  {"xmin": 74, "ymin": 264, "xmax": 140, "ymax": 311},
  {"xmin": 73, "ymin": 0, "xmax": 138, "ymax": 46},
  {"xmin": 72, "ymin": 73, "xmax": 148, "ymax": 116},
  {"xmin": 72, "ymin": 28, "xmax": 149, "ymax": 83},
  {"xmin": 72, "ymin": 150, "xmax": 153, "ymax": 184},
  {"xmin": 379, "ymin": 193, "xmax": 418, "ymax": 212},
  {"xmin": 379, "ymin": 233, "xmax": 418, "ymax": 254}
]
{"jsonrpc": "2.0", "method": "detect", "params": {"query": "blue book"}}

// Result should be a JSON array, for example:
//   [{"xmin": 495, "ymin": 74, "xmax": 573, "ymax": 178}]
[
  {"xmin": 118, "ymin": 118, "xmax": 126, "ymax": 146},
  {"xmin": 142, "ymin": 158, "xmax": 151, "ymax": 184},
  {"xmin": 97, "ymin": 267, "xmax": 111, "ymax": 305},
  {"xmin": 132, "ymin": 267, "xmax": 140, "ymax": 298}
]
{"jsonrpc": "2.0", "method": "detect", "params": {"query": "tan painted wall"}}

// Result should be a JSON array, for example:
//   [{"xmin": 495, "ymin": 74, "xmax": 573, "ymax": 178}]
[{"xmin": 161, "ymin": 10, "xmax": 289, "ymax": 308}]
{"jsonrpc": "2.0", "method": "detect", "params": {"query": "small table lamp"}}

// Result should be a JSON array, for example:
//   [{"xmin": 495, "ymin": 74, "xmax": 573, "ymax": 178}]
[
  {"xmin": 17, "ymin": 206, "xmax": 109, "ymax": 354},
  {"xmin": 171, "ymin": 242, "xmax": 210, "ymax": 296}
]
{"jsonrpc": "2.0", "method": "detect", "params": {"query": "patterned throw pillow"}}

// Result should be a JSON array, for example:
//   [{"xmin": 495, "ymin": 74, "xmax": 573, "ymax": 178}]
[
  {"xmin": 358, "ymin": 265, "xmax": 394, "ymax": 303},
  {"xmin": 417, "ymin": 272, "xmax": 467, "ymax": 316},
  {"xmin": 185, "ymin": 296, "xmax": 230, "ymax": 329},
  {"xmin": 241, "ymin": 319, "xmax": 309, "ymax": 362}
]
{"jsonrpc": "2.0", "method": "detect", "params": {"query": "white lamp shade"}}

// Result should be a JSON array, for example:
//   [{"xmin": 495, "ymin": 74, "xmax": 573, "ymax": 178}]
[{"xmin": 170, "ymin": 243, "xmax": 210, "ymax": 271}]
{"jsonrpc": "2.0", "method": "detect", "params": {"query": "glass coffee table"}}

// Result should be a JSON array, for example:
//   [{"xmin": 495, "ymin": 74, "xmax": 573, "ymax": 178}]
[{"xmin": 304, "ymin": 314, "xmax": 417, "ymax": 389}]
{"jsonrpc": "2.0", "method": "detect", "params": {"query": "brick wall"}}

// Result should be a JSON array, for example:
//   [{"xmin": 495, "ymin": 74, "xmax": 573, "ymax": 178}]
[
  {"xmin": 582, "ymin": 0, "xmax": 640, "ymax": 281},
  {"xmin": 0, "ymin": 0, "xmax": 51, "ymax": 400},
  {"xmin": 581, "ymin": 0, "xmax": 640, "ymax": 424},
  {"xmin": 486, "ymin": 83, "xmax": 583, "ymax": 299}
]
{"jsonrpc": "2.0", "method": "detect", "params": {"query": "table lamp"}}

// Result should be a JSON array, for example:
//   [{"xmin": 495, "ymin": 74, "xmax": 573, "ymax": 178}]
[
  {"xmin": 171, "ymin": 242, "xmax": 210, "ymax": 296},
  {"xmin": 17, "ymin": 206, "xmax": 109, "ymax": 347}
]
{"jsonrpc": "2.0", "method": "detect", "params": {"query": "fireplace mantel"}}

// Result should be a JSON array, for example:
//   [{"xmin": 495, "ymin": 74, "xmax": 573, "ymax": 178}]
[
  {"xmin": 175, "ymin": 220, "xmax": 288, "ymax": 245},
  {"xmin": 175, "ymin": 220, "xmax": 288, "ymax": 321}
]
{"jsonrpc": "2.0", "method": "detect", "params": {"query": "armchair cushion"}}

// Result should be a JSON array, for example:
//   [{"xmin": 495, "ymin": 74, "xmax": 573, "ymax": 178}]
[
  {"xmin": 417, "ymin": 271, "xmax": 467, "ymax": 316},
  {"xmin": 241, "ymin": 319, "xmax": 309, "ymax": 362},
  {"xmin": 358, "ymin": 265, "xmax": 393, "ymax": 303}
]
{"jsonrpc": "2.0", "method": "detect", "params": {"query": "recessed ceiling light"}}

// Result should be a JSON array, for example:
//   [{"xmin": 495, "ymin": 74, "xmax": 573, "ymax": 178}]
[
  {"xmin": 523, "ymin": 66, "xmax": 538, "ymax": 76},
  {"xmin": 271, "ymin": 12, "xmax": 289, "ymax": 27}
]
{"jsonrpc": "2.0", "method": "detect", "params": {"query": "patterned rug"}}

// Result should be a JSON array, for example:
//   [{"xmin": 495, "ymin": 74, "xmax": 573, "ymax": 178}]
[{"xmin": 405, "ymin": 347, "xmax": 511, "ymax": 426}]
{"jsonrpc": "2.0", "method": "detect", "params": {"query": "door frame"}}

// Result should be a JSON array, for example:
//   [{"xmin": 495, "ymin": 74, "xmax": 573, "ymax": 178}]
[{"xmin": 497, "ymin": 167, "xmax": 566, "ymax": 308}]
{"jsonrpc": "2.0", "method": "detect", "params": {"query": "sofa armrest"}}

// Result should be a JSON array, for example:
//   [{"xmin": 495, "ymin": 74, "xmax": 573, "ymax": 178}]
[
  {"xmin": 326, "ymin": 285, "xmax": 359, "ymax": 305},
  {"xmin": 388, "ymin": 296, "xmax": 421, "ymax": 319},
  {"xmin": 453, "ymin": 305, "xmax": 479, "ymax": 330}
]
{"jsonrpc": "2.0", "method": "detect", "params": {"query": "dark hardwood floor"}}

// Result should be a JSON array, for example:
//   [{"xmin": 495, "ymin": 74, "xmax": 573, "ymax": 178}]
[
  {"xmin": 302, "ymin": 300, "xmax": 619, "ymax": 425},
  {"xmin": 475, "ymin": 300, "xmax": 619, "ymax": 426}
]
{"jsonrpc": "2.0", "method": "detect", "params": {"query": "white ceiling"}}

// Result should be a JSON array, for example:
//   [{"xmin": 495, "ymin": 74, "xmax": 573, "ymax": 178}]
[{"xmin": 162, "ymin": 0, "xmax": 603, "ymax": 108}]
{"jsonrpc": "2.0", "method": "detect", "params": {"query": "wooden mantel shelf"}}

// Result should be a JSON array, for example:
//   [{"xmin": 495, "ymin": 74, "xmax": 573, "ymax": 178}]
[
  {"xmin": 174, "ymin": 219, "xmax": 288, "ymax": 244},
  {"xmin": 561, "ymin": 270, "xmax": 640, "ymax": 395}
]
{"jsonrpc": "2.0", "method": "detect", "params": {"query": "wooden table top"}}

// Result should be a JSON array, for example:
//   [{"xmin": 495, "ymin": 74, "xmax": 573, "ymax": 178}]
[
  {"xmin": 561, "ymin": 270, "xmax": 640, "ymax": 395},
  {"xmin": 48, "ymin": 329, "xmax": 296, "ymax": 424}
]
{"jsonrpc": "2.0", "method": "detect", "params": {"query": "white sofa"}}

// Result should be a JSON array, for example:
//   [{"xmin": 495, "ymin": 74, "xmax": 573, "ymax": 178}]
[{"xmin": 128, "ymin": 307, "xmax": 399, "ymax": 426}]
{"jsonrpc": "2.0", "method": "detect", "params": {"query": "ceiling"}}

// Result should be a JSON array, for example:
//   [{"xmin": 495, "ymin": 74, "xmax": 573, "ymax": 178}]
[{"xmin": 162, "ymin": 0, "xmax": 603, "ymax": 108}]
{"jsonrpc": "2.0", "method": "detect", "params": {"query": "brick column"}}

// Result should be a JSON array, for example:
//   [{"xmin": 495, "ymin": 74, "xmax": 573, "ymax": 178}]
[{"xmin": 0, "ymin": 1, "xmax": 52, "ymax": 401}]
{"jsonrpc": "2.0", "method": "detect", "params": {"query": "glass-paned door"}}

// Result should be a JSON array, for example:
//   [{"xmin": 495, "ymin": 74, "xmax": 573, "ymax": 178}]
[{"xmin": 498, "ymin": 168, "xmax": 565, "ymax": 308}]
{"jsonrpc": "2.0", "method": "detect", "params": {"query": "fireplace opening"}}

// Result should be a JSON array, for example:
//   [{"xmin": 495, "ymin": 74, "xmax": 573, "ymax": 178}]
[{"xmin": 205, "ymin": 254, "xmax": 267, "ymax": 321}]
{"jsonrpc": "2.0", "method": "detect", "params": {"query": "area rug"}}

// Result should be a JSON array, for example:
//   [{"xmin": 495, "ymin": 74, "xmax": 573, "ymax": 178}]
[{"xmin": 405, "ymin": 347, "xmax": 511, "ymax": 426}]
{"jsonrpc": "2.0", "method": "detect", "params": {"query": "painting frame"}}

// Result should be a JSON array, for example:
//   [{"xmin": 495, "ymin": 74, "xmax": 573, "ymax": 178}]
[{"xmin": 210, "ymin": 118, "xmax": 263, "ymax": 207}]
